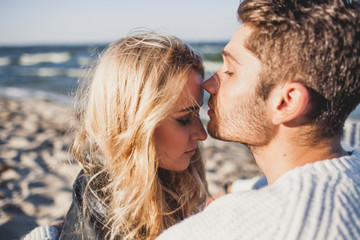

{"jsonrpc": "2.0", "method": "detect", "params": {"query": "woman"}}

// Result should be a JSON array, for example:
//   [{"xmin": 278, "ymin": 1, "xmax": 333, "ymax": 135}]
[{"xmin": 54, "ymin": 32, "xmax": 209, "ymax": 240}]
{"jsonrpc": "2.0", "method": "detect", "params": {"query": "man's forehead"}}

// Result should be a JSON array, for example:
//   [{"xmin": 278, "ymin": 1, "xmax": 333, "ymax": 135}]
[{"xmin": 225, "ymin": 26, "xmax": 257, "ymax": 63}]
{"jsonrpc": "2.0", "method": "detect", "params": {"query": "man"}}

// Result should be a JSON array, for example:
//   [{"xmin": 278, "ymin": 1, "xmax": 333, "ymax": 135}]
[{"xmin": 157, "ymin": 0, "xmax": 360, "ymax": 239}]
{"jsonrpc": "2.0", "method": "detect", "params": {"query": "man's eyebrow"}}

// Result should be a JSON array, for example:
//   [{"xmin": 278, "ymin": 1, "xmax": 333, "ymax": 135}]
[{"xmin": 222, "ymin": 49, "xmax": 240, "ymax": 65}]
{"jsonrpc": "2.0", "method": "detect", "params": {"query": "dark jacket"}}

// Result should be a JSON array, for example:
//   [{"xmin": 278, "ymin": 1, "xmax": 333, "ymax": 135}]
[{"xmin": 59, "ymin": 171, "xmax": 109, "ymax": 240}]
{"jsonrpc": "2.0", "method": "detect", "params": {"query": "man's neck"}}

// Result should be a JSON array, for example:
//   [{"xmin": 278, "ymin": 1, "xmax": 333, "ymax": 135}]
[{"xmin": 251, "ymin": 135, "xmax": 346, "ymax": 185}]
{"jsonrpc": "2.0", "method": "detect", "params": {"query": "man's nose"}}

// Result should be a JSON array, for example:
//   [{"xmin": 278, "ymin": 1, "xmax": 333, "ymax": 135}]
[{"xmin": 203, "ymin": 73, "xmax": 218, "ymax": 95}]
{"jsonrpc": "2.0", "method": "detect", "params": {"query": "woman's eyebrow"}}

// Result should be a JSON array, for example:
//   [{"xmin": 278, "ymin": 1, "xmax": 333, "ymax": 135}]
[
  {"xmin": 180, "ymin": 101, "xmax": 203, "ymax": 112},
  {"xmin": 180, "ymin": 105, "xmax": 200, "ymax": 112}
]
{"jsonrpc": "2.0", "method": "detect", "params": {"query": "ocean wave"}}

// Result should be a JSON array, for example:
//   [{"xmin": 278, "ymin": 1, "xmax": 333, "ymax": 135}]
[
  {"xmin": 19, "ymin": 52, "xmax": 71, "ymax": 66},
  {"xmin": 18, "ymin": 67, "xmax": 84, "ymax": 78},
  {"xmin": 77, "ymin": 56, "xmax": 93, "ymax": 67},
  {"xmin": 0, "ymin": 57, "xmax": 11, "ymax": 66},
  {"xmin": 0, "ymin": 87, "xmax": 72, "ymax": 105}
]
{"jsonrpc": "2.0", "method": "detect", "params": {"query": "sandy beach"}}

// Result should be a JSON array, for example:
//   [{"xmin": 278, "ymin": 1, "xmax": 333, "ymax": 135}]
[{"xmin": 0, "ymin": 97, "xmax": 261, "ymax": 239}]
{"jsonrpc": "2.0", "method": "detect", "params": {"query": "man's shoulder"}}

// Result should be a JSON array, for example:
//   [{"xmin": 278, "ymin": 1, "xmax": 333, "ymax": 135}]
[
  {"xmin": 157, "ymin": 187, "xmax": 288, "ymax": 240},
  {"xmin": 158, "ymin": 160, "xmax": 360, "ymax": 240}
]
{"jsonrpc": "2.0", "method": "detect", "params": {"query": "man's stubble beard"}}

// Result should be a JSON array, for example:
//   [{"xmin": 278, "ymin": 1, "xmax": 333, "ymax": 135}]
[{"xmin": 206, "ymin": 93, "xmax": 277, "ymax": 149}]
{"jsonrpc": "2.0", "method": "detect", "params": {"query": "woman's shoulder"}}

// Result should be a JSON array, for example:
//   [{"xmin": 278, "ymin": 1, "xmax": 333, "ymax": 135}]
[{"xmin": 59, "ymin": 170, "xmax": 109, "ymax": 240}]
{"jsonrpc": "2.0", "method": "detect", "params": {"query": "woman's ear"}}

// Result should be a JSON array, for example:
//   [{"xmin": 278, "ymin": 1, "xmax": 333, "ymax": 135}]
[{"xmin": 271, "ymin": 82, "xmax": 309, "ymax": 125}]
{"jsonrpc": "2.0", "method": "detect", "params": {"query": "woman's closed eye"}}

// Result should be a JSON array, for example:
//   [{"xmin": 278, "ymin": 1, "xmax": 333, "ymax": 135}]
[
  {"xmin": 176, "ymin": 117, "xmax": 191, "ymax": 126},
  {"xmin": 176, "ymin": 111, "xmax": 201, "ymax": 126}
]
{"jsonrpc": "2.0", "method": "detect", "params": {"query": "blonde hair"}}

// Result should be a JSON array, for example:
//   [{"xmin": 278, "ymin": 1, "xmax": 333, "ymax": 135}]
[{"xmin": 72, "ymin": 33, "xmax": 208, "ymax": 240}]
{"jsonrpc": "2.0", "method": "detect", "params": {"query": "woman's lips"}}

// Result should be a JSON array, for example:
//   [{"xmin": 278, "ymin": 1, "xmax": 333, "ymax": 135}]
[{"xmin": 185, "ymin": 149, "xmax": 196, "ymax": 157}]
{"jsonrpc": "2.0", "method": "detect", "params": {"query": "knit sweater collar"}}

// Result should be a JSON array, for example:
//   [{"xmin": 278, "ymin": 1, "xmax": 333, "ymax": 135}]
[{"xmin": 276, "ymin": 150, "xmax": 360, "ymax": 182}]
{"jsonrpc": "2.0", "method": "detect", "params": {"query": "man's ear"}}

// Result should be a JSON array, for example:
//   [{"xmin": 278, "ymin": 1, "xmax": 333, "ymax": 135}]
[{"xmin": 271, "ymin": 82, "xmax": 309, "ymax": 125}]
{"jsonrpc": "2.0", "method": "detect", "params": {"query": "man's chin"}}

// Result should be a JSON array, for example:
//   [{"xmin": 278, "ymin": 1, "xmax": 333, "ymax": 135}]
[
  {"xmin": 206, "ymin": 120, "xmax": 224, "ymax": 140},
  {"xmin": 206, "ymin": 120, "xmax": 239, "ymax": 142}
]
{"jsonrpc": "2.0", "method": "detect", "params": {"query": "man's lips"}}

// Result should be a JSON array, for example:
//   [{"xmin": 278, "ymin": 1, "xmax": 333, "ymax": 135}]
[
  {"xmin": 207, "ymin": 100, "xmax": 214, "ymax": 110},
  {"xmin": 207, "ymin": 100, "xmax": 215, "ymax": 116}
]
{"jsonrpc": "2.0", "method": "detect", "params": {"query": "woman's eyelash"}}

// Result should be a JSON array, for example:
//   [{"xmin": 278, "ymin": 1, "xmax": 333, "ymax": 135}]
[
  {"xmin": 176, "ymin": 118, "xmax": 191, "ymax": 126},
  {"xmin": 176, "ymin": 110, "xmax": 201, "ymax": 126}
]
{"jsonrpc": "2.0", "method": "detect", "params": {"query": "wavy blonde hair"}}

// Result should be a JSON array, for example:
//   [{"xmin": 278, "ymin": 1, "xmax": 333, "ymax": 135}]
[{"xmin": 72, "ymin": 33, "xmax": 208, "ymax": 240}]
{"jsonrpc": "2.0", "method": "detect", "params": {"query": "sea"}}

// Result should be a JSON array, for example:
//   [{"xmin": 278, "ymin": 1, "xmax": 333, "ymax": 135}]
[
  {"xmin": 0, "ymin": 42, "xmax": 223, "ymax": 106},
  {"xmin": 0, "ymin": 42, "xmax": 359, "ymax": 150}
]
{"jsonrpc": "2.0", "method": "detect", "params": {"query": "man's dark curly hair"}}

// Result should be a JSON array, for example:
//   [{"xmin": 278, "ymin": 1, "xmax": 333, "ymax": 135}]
[{"xmin": 238, "ymin": 0, "xmax": 360, "ymax": 142}]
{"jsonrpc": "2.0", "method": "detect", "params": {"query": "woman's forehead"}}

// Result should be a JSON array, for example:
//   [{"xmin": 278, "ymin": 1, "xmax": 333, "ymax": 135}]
[{"xmin": 174, "ymin": 71, "xmax": 203, "ymax": 112}]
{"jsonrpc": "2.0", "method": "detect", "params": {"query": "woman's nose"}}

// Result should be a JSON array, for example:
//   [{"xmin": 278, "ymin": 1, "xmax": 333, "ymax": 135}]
[{"xmin": 191, "ymin": 117, "xmax": 207, "ymax": 142}]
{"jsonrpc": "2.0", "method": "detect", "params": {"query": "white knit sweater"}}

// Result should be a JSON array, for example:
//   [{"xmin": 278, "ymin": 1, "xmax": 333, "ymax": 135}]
[
  {"xmin": 24, "ymin": 225, "xmax": 58, "ymax": 240},
  {"xmin": 157, "ymin": 150, "xmax": 360, "ymax": 240}
]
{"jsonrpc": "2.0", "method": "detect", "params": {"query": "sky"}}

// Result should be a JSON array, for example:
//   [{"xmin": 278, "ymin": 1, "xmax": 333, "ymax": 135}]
[{"xmin": 0, "ymin": 0, "xmax": 241, "ymax": 46}]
